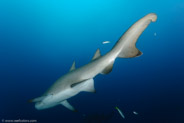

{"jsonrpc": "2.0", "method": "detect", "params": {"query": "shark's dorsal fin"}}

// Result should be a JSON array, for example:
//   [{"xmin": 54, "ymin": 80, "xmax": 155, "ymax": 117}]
[
  {"xmin": 69, "ymin": 61, "xmax": 76, "ymax": 71},
  {"xmin": 92, "ymin": 49, "xmax": 101, "ymax": 60},
  {"xmin": 71, "ymin": 79, "xmax": 96, "ymax": 93},
  {"xmin": 60, "ymin": 100, "xmax": 77, "ymax": 112},
  {"xmin": 101, "ymin": 60, "xmax": 114, "ymax": 74}
]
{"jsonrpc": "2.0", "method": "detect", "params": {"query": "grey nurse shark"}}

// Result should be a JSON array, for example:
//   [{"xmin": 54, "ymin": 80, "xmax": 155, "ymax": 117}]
[{"xmin": 30, "ymin": 13, "xmax": 157, "ymax": 111}]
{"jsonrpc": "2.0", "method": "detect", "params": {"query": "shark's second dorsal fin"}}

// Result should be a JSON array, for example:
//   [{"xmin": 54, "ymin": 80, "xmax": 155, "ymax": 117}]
[
  {"xmin": 70, "ymin": 61, "xmax": 76, "ymax": 71},
  {"xmin": 92, "ymin": 49, "xmax": 101, "ymax": 60}
]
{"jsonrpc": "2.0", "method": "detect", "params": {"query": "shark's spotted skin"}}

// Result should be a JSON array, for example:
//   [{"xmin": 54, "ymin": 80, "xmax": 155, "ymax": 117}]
[{"xmin": 30, "ymin": 13, "xmax": 157, "ymax": 111}]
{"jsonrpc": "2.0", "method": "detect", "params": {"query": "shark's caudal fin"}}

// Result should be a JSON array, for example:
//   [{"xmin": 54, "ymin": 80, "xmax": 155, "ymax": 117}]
[
  {"xmin": 100, "ymin": 13, "xmax": 157, "ymax": 75},
  {"xmin": 111, "ymin": 13, "xmax": 157, "ymax": 58}
]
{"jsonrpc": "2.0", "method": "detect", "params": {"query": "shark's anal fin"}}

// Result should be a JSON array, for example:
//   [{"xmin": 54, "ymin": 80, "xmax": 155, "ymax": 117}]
[
  {"xmin": 92, "ymin": 49, "xmax": 101, "ymax": 60},
  {"xmin": 69, "ymin": 61, "xmax": 76, "ymax": 71},
  {"xmin": 71, "ymin": 79, "xmax": 96, "ymax": 93},
  {"xmin": 60, "ymin": 100, "xmax": 77, "ymax": 112},
  {"xmin": 101, "ymin": 61, "xmax": 114, "ymax": 74}
]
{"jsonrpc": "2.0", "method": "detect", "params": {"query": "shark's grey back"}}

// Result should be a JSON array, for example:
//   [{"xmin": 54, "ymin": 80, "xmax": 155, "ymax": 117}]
[{"xmin": 41, "ymin": 13, "xmax": 158, "ymax": 97}]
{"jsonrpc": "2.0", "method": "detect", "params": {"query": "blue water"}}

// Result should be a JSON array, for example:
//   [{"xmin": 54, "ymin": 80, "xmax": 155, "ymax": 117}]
[{"xmin": 0, "ymin": 0, "xmax": 184, "ymax": 123}]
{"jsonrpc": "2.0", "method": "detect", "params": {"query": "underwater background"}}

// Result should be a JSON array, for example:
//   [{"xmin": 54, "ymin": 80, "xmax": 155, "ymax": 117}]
[{"xmin": 0, "ymin": 0, "xmax": 184, "ymax": 123}]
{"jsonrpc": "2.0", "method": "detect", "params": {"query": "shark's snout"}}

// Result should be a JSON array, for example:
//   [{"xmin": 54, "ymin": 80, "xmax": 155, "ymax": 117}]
[
  {"xmin": 34, "ymin": 94, "xmax": 57, "ymax": 110},
  {"xmin": 35, "ymin": 102, "xmax": 45, "ymax": 110}
]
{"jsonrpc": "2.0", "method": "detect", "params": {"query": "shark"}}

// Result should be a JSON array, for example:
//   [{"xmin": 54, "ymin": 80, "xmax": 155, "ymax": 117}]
[{"xmin": 30, "ymin": 13, "xmax": 157, "ymax": 111}]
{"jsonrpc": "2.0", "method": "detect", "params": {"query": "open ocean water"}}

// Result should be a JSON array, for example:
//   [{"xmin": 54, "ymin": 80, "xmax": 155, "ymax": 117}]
[{"xmin": 0, "ymin": 0, "xmax": 184, "ymax": 123}]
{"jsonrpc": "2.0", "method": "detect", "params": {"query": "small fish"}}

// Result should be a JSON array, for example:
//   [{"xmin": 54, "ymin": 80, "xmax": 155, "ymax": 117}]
[
  {"xmin": 115, "ymin": 107, "xmax": 125, "ymax": 119},
  {"xmin": 133, "ymin": 111, "xmax": 138, "ymax": 115},
  {"xmin": 154, "ymin": 32, "xmax": 157, "ymax": 36},
  {"xmin": 102, "ymin": 41, "xmax": 110, "ymax": 44}
]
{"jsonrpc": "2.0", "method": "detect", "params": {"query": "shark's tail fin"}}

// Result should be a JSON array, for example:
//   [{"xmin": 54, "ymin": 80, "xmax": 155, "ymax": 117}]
[{"xmin": 111, "ymin": 13, "xmax": 157, "ymax": 58}]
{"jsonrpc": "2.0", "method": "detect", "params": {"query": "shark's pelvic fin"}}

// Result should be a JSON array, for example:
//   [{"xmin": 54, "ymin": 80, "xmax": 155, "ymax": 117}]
[
  {"xmin": 70, "ymin": 61, "xmax": 76, "ymax": 71},
  {"xmin": 60, "ymin": 100, "xmax": 76, "ymax": 112},
  {"xmin": 71, "ymin": 79, "xmax": 95, "ymax": 93},
  {"xmin": 101, "ymin": 60, "xmax": 114, "ymax": 74},
  {"xmin": 92, "ymin": 49, "xmax": 101, "ymax": 60}
]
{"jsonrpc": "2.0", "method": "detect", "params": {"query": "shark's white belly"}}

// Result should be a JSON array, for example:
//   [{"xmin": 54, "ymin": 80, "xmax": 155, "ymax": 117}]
[{"xmin": 35, "ymin": 79, "xmax": 94, "ymax": 110}]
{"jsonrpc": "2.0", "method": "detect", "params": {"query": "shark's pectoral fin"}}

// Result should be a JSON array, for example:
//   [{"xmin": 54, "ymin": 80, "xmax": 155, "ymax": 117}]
[
  {"xmin": 82, "ymin": 79, "xmax": 95, "ymax": 93},
  {"xmin": 92, "ymin": 49, "xmax": 101, "ymax": 60},
  {"xmin": 101, "ymin": 60, "xmax": 114, "ymax": 74},
  {"xmin": 71, "ymin": 79, "xmax": 96, "ymax": 93},
  {"xmin": 69, "ymin": 61, "xmax": 76, "ymax": 71},
  {"xmin": 60, "ymin": 100, "xmax": 77, "ymax": 112}
]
